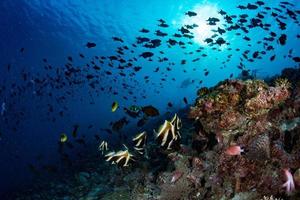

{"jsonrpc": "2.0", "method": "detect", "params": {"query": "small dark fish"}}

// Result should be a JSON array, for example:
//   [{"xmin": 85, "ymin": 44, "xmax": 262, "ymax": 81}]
[
  {"xmin": 219, "ymin": 10, "xmax": 226, "ymax": 15},
  {"xmin": 158, "ymin": 19, "xmax": 166, "ymax": 23},
  {"xmin": 168, "ymin": 39, "xmax": 177, "ymax": 46},
  {"xmin": 173, "ymin": 33, "xmax": 182, "ymax": 38},
  {"xmin": 20, "ymin": 48, "xmax": 25, "ymax": 53},
  {"xmin": 276, "ymin": 18, "xmax": 286, "ymax": 30},
  {"xmin": 246, "ymin": 3, "xmax": 258, "ymax": 10},
  {"xmin": 179, "ymin": 27, "xmax": 190, "ymax": 34},
  {"xmin": 255, "ymin": 1, "xmax": 264, "ymax": 6},
  {"xmin": 240, "ymin": 14, "xmax": 248, "ymax": 19},
  {"xmin": 158, "ymin": 22, "xmax": 169, "ymax": 28},
  {"xmin": 112, "ymin": 37, "xmax": 124, "ymax": 42},
  {"xmin": 140, "ymin": 28, "xmax": 150, "ymax": 33},
  {"xmin": 154, "ymin": 67, "xmax": 159, "ymax": 72},
  {"xmin": 185, "ymin": 11, "xmax": 197, "ymax": 17},
  {"xmin": 293, "ymin": 57, "xmax": 300, "ymax": 62},
  {"xmin": 237, "ymin": 5, "xmax": 246, "ymax": 9},
  {"xmin": 93, "ymin": 66, "xmax": 100, "ymax": 70},
  {"xmin": 207, "ymin": 17, "xmax": 220, "ymax": 25},
  {"xmin": 86, "ymin": 74, "xmax": 94, "ymax": 80},
  {"xmin": 241, "ymin": 70, "xmax": 250, "ymax": 77},
  {"xmin": 243, "ymin": 36, "xmax": 251, "ymax": 41},
  {"xmin": 270, "ymin": 55, "xmax": 276, "ymax": 61},
  {"xmin": 204, "ymin": 71, "xmax": 209, "ymax": 76},
  {"xmin": 140, "ymin": 52, "xmax": 154, "ymax": 58},
  {"xmin": 215, "ymin": 37, "xmax": 226, "ymax": 45},
  {"xmin": 142, "ymin": 105, "xmax": 159, "ymax": 117},
  {"xmin": 86, "ymin": 42, "xmax": 96, "ymax": 48},
  {"xmin": 72, "ymin": 124, "xmax": 79, "ymax": 138},
  {"xmin": 270, "ymin": 32, "xmax": 276, "ymax": 37},
  {"xmin": 217, "ymin": 27, "xmax": 226, "ymax": 35},
  {"xmin": 278, "ymin": 34, "xmax": 287, "ymax": 45},
  {"xmin": 252, "ymin": 51, "xmax": 259, "ymax": 58},
  {"xmin": 136, "ymin": 37, "xmax": 150, "ymax": 44},
  {"xmin": 183, "ymin": 97, "xmax": 188, "ymax": 104},
  {"xmin": 167, "ymin": 102, "xmax": 173, "ymax": 107},
  {"xmin": 204, "ymin": 38, "xmax": 213, "ymax": 43},
  {"xmin": 155, "ymin": 30, "xmax": 167, "ymax": 37},
  {"xmin": 112, "ymin": 117, "xmax": 129, "ymax": 132},
  {"xmin": 134, "ymin": 66, "xmax": 142, "ymax": 72}
]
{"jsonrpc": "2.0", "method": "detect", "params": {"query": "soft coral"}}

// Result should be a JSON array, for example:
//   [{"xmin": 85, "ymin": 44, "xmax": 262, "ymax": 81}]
[{"xmin": 282, "ymin": 168, "xmax": 295, "ymax": 195}]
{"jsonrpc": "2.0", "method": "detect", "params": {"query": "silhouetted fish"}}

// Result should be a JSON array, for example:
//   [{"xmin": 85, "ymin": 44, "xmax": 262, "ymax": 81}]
[{"xmin": 86, "ymin": 42, "xmax": 96, "ymax": 48}]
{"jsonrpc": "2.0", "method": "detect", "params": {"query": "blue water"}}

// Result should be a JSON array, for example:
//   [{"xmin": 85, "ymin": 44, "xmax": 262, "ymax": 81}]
[{"xmin": 0, "ymin": 0, "xmax": 299, "ymax": 197}]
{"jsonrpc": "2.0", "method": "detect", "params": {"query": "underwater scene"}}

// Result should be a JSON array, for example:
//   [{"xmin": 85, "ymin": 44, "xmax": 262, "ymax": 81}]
[{"xmin": 0, "ymin": 0, "xmax": 300, "ymax": 199}]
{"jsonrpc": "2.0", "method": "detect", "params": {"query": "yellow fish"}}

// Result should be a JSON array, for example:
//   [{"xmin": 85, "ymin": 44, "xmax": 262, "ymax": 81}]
[
  {"xmin": 111, "ymin": 101, "xmax": 119, "ymax": 112},
  {"xmin": 60, "ymin": 133, "xmax": 68, "ymax": 143}
]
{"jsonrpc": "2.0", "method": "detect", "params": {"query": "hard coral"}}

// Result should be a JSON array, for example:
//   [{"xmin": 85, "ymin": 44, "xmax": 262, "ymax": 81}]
[
  {"xmin": 189, "ymin": 77, "xmax": 300, "ymax": 198},
  {"xmin": 189, "ymin": 79, "xmax": 290, "ymax": 144}
]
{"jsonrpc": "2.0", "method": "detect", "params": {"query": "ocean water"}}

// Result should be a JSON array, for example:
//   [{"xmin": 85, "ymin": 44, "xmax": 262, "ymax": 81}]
[{"xmin": 0, "ymin": 0, "xmax": 299, "ymax": 199}]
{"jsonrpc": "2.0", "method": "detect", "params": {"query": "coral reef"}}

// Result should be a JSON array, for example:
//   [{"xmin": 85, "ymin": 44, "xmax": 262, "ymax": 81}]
[
  {"xmin": 189, "ymin": 79, "xmax": 290, "ymax": 144},
  {"xmin": 12, "ymin": 68, "xmax": 300, "ymax": 200},
  {"xmin": 188, "ymin": 78, "xmax": 300, "ymax": 199}
]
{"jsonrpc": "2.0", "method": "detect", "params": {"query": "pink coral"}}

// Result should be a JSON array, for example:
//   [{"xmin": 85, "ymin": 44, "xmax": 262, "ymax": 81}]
[{"xmin": 282, "ymin": 168, "xmax": 295, "ymax": 194}]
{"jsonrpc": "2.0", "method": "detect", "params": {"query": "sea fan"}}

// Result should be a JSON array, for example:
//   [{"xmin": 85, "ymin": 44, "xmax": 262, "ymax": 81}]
[{"xmin": 246, "ymin": 134, "xmax": 270, "ymax": 162}]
